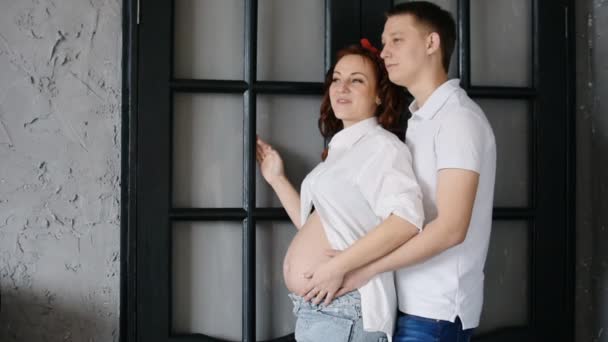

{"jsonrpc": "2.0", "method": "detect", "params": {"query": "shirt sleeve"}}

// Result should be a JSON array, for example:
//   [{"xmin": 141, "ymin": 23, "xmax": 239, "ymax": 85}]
[
  {"xmin": 299, "ymin": 174, "xmax": 314, "ymax": 227},
  {"xmin": 435, "ymin": 112, "xmax": 486, "ymax": 173},
  {"xmin": 357, "ymin": 143, "xmax": 425, "ymax": 231}
]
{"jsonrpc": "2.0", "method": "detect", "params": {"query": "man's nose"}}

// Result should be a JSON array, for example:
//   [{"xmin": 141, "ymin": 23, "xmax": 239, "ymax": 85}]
[{"xmin": 380, "ymin": 45, "xmax": 389, "ymax": 59}]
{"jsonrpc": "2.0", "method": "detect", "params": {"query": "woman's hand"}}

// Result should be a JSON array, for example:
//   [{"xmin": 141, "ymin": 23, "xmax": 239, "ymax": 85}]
[{"xmin": 256, "ymin": 137, "xmax": 285, "ymax": 185}]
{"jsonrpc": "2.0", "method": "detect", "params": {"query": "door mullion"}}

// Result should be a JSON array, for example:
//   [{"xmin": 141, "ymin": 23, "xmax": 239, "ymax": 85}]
[
  {"xmin": 457, "ymin": 0, "xmax": 471, "ymax": 88},
  {"xmin": 243, "ymin": 0, "xmax": 258, "ymax": 341}
]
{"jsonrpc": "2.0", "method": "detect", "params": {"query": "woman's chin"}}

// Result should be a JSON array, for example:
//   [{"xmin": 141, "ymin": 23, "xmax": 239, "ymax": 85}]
[{"xmin": 334, "ymin": 112, "xmax": 354, "ymax": 121}]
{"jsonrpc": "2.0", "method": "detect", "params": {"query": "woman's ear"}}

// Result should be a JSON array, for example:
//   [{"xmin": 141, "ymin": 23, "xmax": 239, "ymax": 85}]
[{"xmin": 375, "ymin": 96, "xmax": 382, "ymax": 105}]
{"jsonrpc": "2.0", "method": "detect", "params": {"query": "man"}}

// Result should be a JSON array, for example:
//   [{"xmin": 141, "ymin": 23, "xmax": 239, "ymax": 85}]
[{"xmin": 302, "ymin": 2, "xmax": 496, "ymax": 341}]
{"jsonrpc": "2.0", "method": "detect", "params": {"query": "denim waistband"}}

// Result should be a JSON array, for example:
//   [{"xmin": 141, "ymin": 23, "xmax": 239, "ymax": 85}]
[{"xmin": 289, "ymin": 291, "xmax": 361, "ymax": 320}]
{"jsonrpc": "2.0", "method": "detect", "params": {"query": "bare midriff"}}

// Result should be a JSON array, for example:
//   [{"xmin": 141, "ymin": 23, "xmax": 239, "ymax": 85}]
[{"xmin": 283, "ymin": 211, "xmax": 333, "ymax": 295}]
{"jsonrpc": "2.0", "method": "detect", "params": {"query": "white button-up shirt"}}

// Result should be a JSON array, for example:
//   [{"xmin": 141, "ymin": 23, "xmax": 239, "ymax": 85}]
[
  {"xmin": 397, "ymin": 79, "xmax": 496, "ymax": 329},
  {"xmin": 300, "ymin": 117, "xmax": 424, "ymax": 340}
]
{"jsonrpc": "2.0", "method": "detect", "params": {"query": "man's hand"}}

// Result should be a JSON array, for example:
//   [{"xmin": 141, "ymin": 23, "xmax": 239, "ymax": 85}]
[
  {"xmin": 300, "ymin": 260, "xmax": 346, "ymax": 306},
  {"xmin": 335, "ymin": 264, "xmax": 375, "ymax": 298}
]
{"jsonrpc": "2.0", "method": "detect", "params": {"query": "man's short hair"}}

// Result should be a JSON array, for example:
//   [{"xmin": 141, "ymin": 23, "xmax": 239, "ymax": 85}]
[{"xmin": 387, "ymin": 1, "xmax": 456, "ymax": 73}]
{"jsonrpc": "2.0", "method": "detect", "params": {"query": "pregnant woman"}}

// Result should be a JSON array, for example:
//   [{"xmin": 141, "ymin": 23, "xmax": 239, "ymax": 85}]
[{"xmin": 256, "ymin": 40, "xmax": 424, "ymax": 342}]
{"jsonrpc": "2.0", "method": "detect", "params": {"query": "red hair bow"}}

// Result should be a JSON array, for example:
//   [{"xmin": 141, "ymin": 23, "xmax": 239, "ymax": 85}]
[{"xmin": 360, "ymin": 38, "xmax": 380, "ymax": 55}]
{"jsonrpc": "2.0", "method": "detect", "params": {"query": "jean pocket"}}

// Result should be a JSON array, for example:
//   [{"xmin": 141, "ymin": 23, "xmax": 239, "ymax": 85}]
[{"xmin": 295, "ymin": 309, "xmax": 354, "ymax": 342}]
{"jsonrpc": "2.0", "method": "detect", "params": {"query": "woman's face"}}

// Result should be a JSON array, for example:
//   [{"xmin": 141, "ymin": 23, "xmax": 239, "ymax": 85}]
[{"xmin": 329, "ymin": 54, "xmax": 379, "ymax": 128}]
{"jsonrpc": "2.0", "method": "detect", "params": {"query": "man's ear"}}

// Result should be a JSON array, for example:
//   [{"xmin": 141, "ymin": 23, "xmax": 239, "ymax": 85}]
[{"xmin": 426, "ymin": 32, "xmax": 441, "ymax": 55}]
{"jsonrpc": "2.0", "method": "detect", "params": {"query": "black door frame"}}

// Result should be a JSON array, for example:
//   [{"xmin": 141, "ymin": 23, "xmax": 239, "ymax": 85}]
[{"xmin": 120, "ymin": 0, "xmax": 576, "ymax": 341}]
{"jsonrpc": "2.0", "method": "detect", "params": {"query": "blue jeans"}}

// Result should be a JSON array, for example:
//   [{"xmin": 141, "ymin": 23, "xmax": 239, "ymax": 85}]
[
  {"xmin": 394, "ymin": 314, "xmax": 473, "ymax": 342},
  {"xmin": 289, "ymin": 291, "xmax": 388, "ymax": 342}
]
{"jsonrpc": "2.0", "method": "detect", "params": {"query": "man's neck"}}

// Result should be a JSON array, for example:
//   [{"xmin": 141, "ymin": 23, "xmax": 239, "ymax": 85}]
[{"xmin": 408, "ymin": 71, "xmax": 449, "ymax": 109}]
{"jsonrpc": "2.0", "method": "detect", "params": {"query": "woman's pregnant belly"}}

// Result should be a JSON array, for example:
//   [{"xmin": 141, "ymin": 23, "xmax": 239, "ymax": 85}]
[{"xmin": 283, "ymin": 211, "xmax": 333, "ymax": 295}]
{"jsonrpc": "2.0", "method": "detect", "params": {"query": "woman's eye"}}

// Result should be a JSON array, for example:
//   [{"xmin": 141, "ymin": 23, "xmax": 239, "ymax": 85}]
[{"xmin": 352, "ymin": 79, "xmax": 364, "ymax": 83}]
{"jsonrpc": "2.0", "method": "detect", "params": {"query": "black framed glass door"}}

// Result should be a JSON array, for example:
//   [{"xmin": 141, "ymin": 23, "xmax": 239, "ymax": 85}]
[{"xmin": 122, "ymin": 0, "xmax": 574, "ymax": 341}]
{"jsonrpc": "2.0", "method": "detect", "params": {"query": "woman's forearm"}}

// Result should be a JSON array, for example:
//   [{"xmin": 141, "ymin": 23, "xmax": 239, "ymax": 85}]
[{"xmin": 270, "ymin": 175, "xmax": 302, "ymax": 229}]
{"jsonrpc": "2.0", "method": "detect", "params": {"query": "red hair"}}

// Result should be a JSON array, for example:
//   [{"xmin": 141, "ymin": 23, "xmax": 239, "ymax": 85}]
[{"xmin": 318, "ymin": 44, "xmax": 406, "ymax": 160}]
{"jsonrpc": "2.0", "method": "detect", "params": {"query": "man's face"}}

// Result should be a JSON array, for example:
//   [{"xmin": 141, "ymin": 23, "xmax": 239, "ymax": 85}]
[{"xmin": 381, "ymin": 14, "xmax": 430, "ymax": 87}]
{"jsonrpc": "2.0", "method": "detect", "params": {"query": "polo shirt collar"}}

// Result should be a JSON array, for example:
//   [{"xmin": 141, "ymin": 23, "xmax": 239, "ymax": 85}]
[
  {"xmin": 409, "ymin": 78, "xmax": 461, "ymax": 120},
  {"xmin": 329, "ymin": 116, "xmax": 379, "ymax": 150}
]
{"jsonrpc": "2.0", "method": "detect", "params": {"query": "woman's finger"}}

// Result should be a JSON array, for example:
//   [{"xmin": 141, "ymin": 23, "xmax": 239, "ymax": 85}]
[
  {"xmin": 256, "ymin": 144, "xmax": 265, "ymax": 161},
  {"xmin": 257, "ymin": 137, "xmax": 271, "ymax": 149}
]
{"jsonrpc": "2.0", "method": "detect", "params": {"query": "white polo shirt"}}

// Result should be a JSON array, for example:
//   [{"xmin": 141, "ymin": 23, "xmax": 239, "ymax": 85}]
[
  {"xmin": 396, "ymin": 79, "xmax": 496, "ymax": 329},
  {"xmin": 300, "ymin": 117, "xmax": 424, "ymax": 340}
]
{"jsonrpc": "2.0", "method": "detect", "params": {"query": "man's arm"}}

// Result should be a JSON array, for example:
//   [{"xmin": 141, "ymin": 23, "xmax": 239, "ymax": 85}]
[
  {"xmin": 304, "ymin": 169, "xmax": 479, "ymax": 303},
  {"xmin": 341, "ymin": 168, "xmax": 480, "ymax": 293},
  {"xmin": 301, "ymin": 214, "xmax": 419, "ymax": 304}
]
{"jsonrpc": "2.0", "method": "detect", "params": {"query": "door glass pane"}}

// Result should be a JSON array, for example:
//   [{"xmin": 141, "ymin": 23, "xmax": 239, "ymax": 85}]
[
  {"xmin": 257, "ymin": 0, "xmax": 325, "ymax": 81},
  {"xmin": 256, "ymin": 222, "xmax": 298, "ymax": 340},
  {"xmin": 174, "ymin": 0, "xmax": 244, "ymax": 80},
  {"xmin": 256, "ymin": 95, "xmax": 324, "ymax": 207},
  {"xmin": 393, "ymin": 0, "xmax": 458, "ymax": 78},
  {"xmin": 173, "ymin": 94, "xmax": 243, "ymax": 208},
  {"xmin": 477, "ymin": 220, "xmax": 529, "ymax": 333},
  {"xmin": 172, "ymin": 222, "xmax": 242, "ymax": 340},
  {"xmin": 478, "ymin": 99, "xmax": 529, "ymax": 207},
  {"xmin": 470, "ymin": 0, "xmax": 532, "ymax": 86}
]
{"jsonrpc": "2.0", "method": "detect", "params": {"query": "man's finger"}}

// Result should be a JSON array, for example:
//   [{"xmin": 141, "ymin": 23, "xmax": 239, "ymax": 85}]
[
  {"xmin": 325, "ymin": 249, "xmax": 341, "ymax": 257},
  {"xmin": 298, "ymin": 284, "xmax": 313, "ymax": 298},
  {"xmin": 303, "ymin": 287, "xmax": 317, "ymax": 302},
  {"xmin": 335, "ymin": 287, "xmax": 350, "ymax": 298},
  {"xmin": 312, "ymin": 290, "xmax": 326, "ymax": 306},
  {"xmin": 323, "ymin": 291, "xmax": 336, "ymax": 306}
]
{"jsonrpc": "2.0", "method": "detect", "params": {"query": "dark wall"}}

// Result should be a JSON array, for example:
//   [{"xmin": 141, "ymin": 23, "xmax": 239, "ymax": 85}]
[{"xmin": 575, "ymin": 0, "xmax": 608, "ymax": 341}]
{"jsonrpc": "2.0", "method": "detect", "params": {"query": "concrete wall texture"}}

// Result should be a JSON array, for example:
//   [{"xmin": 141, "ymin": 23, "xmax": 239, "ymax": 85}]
[
  {"xmin": 0, "ymin": 0, "xmax": 122, "ymax": 341},
  {"xmin": 0, "ymin": 0, "xmax": 607, "ymax": 341}
]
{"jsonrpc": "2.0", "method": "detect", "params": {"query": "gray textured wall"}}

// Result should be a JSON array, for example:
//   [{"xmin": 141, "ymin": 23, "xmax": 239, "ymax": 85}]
[
  {"xmin": 576, "ymin": 1, "xmax": 608, "ymax": 341},
  {"xmin": 0, "ymin": 0, "xmax": 607, "ymax": 341},
  {"xmin": 0, "ymin": 0, "xmax": 121, "ymax": 341}
]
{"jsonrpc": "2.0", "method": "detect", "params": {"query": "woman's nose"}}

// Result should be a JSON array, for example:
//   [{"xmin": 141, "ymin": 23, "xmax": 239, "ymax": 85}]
[{"xmin": 338, "ymin": 82, "xmax": 349, "ymax": 92}]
